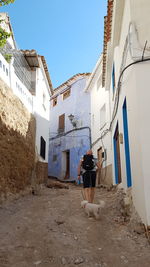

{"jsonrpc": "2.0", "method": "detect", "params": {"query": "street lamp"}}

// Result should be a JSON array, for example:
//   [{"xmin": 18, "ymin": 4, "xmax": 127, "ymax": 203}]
[{"xmin": 68, "ymin": 114, "xmax": 77, "ymax": 127}]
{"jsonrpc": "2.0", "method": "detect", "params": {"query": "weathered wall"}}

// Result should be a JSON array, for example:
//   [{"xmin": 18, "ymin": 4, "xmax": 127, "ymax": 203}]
[
  {"xmin": 36, "ymin": 161, "xmax": 48, "ymax": 184},
  {"xmin": 97, "ymin": 164, "xmax": 113, "ymax": 186},
  {"xmin": 0, "ymin": 78, "xmax": 36, "ymax": 200}
]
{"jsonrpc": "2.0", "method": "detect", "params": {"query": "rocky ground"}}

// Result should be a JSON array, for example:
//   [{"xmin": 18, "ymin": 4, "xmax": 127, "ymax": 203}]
[{"xmin": 0, "ymin": 179, "xmax": 150, "ymax": 267}]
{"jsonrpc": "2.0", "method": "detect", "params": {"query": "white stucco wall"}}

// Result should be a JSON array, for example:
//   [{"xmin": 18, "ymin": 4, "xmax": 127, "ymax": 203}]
[
  {"xmin": 90, "ymin": 72, "xmax": 112, "ymax": 167},
  {"xmin": 108, "ymin": 0, "xmax": 150, "ymax": 225},
  {"xmin": 33, "ymin": 62, "xmax": 50, "ymax": 163}
]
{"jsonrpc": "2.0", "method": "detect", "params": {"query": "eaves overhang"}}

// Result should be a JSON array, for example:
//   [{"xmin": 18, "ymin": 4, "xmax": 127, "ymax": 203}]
[{"xmin": 21, "ymin": 50, "xmax": 53, "ymax": 95}]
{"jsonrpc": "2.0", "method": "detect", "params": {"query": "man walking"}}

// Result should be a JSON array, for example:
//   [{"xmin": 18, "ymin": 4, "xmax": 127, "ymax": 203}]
[{"xmin": 77, "ymin": 150, "xmax": 100, "ymax": 203}]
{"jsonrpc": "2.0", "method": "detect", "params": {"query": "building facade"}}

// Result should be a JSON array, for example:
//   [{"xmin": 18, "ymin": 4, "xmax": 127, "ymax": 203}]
[
  {"xmin": 48, "ymin": 73, "xmax": 91, "ymax": 181},
  {"xmin": 102, "ymin": 0, "xmax": 150, "ymax": 226}
]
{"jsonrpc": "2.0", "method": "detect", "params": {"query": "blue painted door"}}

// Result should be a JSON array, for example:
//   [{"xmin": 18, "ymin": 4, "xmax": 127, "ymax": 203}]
[
  {"xmin": 113, "ymin": 123, "xmax": 122, "ymax": 184},
  {"xmin": 122, "ymin": 99, "xmax": 132, "ymax": 187}
]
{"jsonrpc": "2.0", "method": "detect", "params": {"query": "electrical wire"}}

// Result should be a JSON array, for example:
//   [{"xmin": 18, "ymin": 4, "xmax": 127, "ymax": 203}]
[
  {"xmin": 49, "ymin": 126, "xmax": 92, "ymax": 147},
  {"xmin": 92, "ymin": 55, "xmax": 150, "ymax": 183}
]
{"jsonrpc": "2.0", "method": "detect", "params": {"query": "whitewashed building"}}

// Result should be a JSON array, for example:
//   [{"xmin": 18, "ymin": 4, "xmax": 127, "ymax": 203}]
[
  {"xmin": 0, "ymin": 13, "xmax": 53, "ymax": 175},
  {"xmin": 84, "ymin": 55, "xmax": 113, "ymax": 185},
  {"xmin": 48, "ymin": 73, "xmax": 91, "ymax": 181},
  {"xmin": 102, "ymin": 0, "xmax": 150, "ymax": 226}
]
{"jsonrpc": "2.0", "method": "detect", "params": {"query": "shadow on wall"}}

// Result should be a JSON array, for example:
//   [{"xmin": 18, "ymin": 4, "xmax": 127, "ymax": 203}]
[{"xmin": 0, "ymin": 116, "xmax": 36, "ymax": 200}]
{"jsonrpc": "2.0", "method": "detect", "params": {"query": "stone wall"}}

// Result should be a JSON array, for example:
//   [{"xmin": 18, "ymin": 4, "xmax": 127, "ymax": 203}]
[
  {"xmin": 36, "ymin": 161, "xmax": 48, "ymax": 184},
  {"xmin": 0, "ymin": 78, "xmax": 36, "ymax": 201}
]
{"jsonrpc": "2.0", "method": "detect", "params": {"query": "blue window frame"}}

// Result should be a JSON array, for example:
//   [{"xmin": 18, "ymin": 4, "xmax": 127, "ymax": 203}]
[{"xmin": 112, "ymin": 63, "xmax": 116, "ymax": 93}]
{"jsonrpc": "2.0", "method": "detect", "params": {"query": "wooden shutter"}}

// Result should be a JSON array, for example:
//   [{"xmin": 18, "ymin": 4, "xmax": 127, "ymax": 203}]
[{"xmin": 58, "ymin": 114, "xmax": 65, "ymax": 132}]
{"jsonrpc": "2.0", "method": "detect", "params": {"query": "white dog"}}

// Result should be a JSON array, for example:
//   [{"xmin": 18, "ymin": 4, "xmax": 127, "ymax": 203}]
[{"xmin": 81, "ymin": 200, "xmax": 105, "ymax": 219}]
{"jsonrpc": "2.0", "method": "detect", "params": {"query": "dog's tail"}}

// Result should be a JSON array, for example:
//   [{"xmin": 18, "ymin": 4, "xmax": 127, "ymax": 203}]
[{"xmin": 98, "ymin": 200, "xmax": 105, "ymax": 208}]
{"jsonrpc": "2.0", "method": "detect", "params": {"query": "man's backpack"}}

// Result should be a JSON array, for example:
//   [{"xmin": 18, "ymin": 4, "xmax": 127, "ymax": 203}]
[{"xmin": 82, "ymin": 154, "xmax": 95, "ymax": 171}]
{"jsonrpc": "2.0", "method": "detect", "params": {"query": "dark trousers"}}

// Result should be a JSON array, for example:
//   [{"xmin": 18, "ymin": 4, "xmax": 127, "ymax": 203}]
[{"xmin": 82, "ymin": 171, "xmax": 96, "ymax": 188}]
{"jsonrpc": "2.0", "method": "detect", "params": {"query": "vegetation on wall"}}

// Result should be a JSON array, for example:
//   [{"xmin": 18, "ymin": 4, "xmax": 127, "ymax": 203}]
[
  {"xmin": 0, "ymin": 0, "xmax": 15, "ymax": 6},
  {"xmin": 4, "ymin": 53, "xmax": 12, "ymax": 62},
  {"xmin": 0, "ymin": 0, "xmax": 15, "ymax": 48},
  {"xmin": 0, "ymin": 23, "xmax": 11, "ymax": 47}
]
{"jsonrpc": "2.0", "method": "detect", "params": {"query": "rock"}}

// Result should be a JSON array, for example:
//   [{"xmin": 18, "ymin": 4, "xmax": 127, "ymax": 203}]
[
  {"xmin": 74, "ymin": 257, "xmax": 84, "ymax": 265},
  {"xmin": 47, "ymin": 180, "xmax": 69, "ymax": 189},
  {"xmin": 134, "ymin": 224, "xmax": 145, "ymax": 235},
  {"xmin": 95, "ymin": 263, "xmax": 107, "ymax": 267},
  {"xmin": 120, "ymin": 255, "xmax": 128, "ymax": 264},
  {"xmin": 55, "ymin": 219, "xmax": 65, "ymax": 225},
  {"xmin": 61, "ymin": 257, "xmax": 67, "ymax": 265},
  {"xmin": 34, "ymin": 260, "xmax": 42, "ymax": 265}
]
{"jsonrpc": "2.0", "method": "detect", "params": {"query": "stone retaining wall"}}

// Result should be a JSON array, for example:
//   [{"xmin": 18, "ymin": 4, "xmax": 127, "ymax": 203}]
[{"xmin": 0, "ymin": 78, "xmax": 36, "ymax": 201}]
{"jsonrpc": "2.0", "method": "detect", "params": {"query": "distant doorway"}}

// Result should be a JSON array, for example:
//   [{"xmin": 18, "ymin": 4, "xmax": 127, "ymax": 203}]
[
  {"xmin": 62, "ymin": 150, "xmax": 70, "ymax": 180},
  {"xmin": 113, "ymin": 123, "xmax": 122, "ymax": 184},
  {"xmin": 97, "ymin": 147, "xmax": 103, "ymax": 185}
]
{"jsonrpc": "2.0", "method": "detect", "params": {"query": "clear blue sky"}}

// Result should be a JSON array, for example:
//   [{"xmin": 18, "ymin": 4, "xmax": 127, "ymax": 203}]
[{"xmin": 1, "ymin": 0, "xmax": 107, "ymax": 88}]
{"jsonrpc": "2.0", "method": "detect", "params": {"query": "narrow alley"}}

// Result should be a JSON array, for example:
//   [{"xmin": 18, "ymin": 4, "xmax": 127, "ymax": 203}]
[{"xmin": 0, "ymin": 181, "xmax": 150, "ymax": 267}]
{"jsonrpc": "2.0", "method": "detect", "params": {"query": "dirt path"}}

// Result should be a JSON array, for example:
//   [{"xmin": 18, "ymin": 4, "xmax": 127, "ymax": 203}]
[{"xmin": 0, "ymin": 182, "xmax": 150, "ymax": 267}]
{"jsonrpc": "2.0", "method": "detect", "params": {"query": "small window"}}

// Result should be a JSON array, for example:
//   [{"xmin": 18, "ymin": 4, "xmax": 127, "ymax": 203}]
[
  {"xmin": 58, "ymin": 114, "xmax": 65, "ymax": 133},
  {"xmin": 6, "ymin": 68, "xmax": 8, "ymax": 76},
  {"xmin": 53, "ymin": 155, "xmax": 57, "ymax": 162},
  {"xmin": 53, "ymin": 97, "xmax": 57, "ymax": 107},
  {"xmin": 3, "ymin": 64, "xmax": 5, "ymax": 72},
  {"xmin": 40, "ymin": 136, "xmax": 46, "ymax": 159},
  {"xmin": 112, "ymin": 63, "xmax": 116, "ymax": 93},
  {"xmin": 97, "ymin": 75, "xmax": 102, "ymax": 90},
  {"xmin": 63, "ymin": 88, "xmax": 70, "ymax": 100},
  {"xmin": 0, "ymin": 60, "xmax": 2, "ymax": 68},
  {"xmin": 100, "ymin": 104, "xmax": 106, "ymax": 130}
]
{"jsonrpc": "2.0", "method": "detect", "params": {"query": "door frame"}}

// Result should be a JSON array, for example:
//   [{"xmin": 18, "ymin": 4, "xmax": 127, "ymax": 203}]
[
  {"xmin": 62, "ymin": 150, "xmax": 70, "ymax": 179},
  {"xmin": 113, "ymin": 122, "xmax": 122, "ymax": 184},
  {"xmin": 122, "ymin": 98, "xmax": 132, "ymax": 187}
]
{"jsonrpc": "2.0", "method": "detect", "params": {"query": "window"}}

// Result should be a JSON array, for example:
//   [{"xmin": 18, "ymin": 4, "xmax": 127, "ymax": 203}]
[
  {"xmin": 112, "ymin": 63, "xmax": 116, "ymax": 93},
  {"xmin": 53, "ymin": 97, "xmax": 57, "ymax": 107},
  {"xmin": 3, "ymin": 64, "xmax": 5, "ymax": 72},
  {"xmin": 42, "ymin": 92, "xmax": 46, "ymax": 110},
  {"xmin": 6, "ymin": 68, "xmax": 8, "ymax": 76},
  {"xmin": 0, "ymin": 60, "xmax": 2, "ymax": 68},
  {"xmin": 40, "ymin": 136, "xmax": 46, "ymax": 159},
  {"xmin": 58, "ymin": 114, "xmax": 65, "ymax": 133},
  {"xmin": 63, "ymin": 88, "xmax": 70, "ymax": 100},
  {"xmin": 100, "ymin": 104, "xmax": 106, "ymax": 129},
  {"xmin": 97, "ymin": 75, "xmax": 102, "ymax": 90}
]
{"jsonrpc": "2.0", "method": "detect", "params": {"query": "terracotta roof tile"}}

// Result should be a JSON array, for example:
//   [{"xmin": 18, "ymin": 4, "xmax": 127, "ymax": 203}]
[
  {"xmin": 54, "ymin": 73, "xmax": 91, "ymax": 91},
  {"xmin": 102, "ymin": 0, "xmax": 114, "ymax": 87}
]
